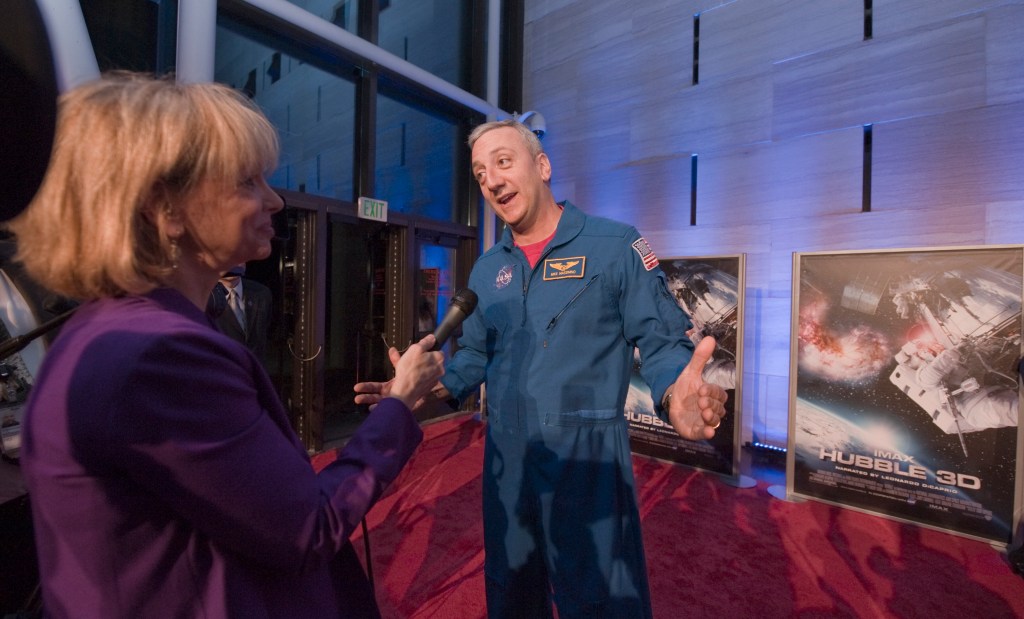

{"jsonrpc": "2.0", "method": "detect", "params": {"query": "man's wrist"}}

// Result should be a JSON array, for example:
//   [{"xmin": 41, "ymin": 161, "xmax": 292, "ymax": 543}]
[{"xmin": 432, "ymin": 385, "xmax": 460, "ymax": 410}]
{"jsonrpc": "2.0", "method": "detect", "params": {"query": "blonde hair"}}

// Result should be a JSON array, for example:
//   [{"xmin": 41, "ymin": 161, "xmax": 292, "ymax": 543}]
[
  {"xmin": 6, "ymin": 72, "xmax": 279, "ymax": 299},
  {"xmin": 467, "ymin": 119, "xmax": 544, "ymax": 158}
]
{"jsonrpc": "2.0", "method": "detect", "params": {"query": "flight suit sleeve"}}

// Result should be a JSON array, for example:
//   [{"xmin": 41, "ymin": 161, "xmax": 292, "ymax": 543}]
[{"xmin": 617, "ymin": 231, "xmax": 694, "ymax": 422}]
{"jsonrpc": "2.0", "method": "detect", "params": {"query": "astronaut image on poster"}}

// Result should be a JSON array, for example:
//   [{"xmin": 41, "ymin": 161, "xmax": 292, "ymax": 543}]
[
  {"xmin": 792, "ymin": 247, "xmax": 1022, "ymax": 543},
  {"xmin": 625, "ymin": 256, "xmax": 742, "ymax": 475}
]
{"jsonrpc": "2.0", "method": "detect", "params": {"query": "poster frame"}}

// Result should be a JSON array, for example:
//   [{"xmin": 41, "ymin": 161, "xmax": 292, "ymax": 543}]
[
  {"xmin": 625, "ymin": 253, "xmax": 746, "ymax": 482},
  {"xmin": 786, "ymin": 244, "xmax": 1024, "ymax": 546}
]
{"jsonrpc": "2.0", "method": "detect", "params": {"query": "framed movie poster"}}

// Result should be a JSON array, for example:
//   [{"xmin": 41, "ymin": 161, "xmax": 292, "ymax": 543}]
[
  {"xmin": 788, "ymin": 245, "xmax": 1023, "ymax": 544},
  {"xmin": 625, "ymin": 254, "xmax": 745, "ymax": 478}
]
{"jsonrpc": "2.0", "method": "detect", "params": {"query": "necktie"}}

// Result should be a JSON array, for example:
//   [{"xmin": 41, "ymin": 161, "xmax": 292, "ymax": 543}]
[{"xmin": 227, "ymin": 287, "xmax": 246, "ymax": 336}]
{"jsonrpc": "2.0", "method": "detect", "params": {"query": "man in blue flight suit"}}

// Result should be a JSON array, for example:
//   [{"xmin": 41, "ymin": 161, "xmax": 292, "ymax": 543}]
[{"xmin": 357, "ymin": 119, "xmax": 728, "ymax": 618}]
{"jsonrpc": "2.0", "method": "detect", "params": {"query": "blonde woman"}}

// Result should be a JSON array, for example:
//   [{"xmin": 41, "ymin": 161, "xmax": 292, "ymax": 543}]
[{"xmin": 8, "ymin": 72, "xmax": 444, "ymax": 618}]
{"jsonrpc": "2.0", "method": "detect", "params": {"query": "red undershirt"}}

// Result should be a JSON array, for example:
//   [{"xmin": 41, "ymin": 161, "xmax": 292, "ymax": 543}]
[{"xmin": 516, "ymin": 228, "xmax": 557, "ymax": 268}]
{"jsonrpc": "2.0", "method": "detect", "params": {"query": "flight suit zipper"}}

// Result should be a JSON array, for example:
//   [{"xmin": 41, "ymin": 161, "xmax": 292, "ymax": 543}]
[{"xmin": 544, "ymin": 274, "xmax": 600, "ymax": 347}]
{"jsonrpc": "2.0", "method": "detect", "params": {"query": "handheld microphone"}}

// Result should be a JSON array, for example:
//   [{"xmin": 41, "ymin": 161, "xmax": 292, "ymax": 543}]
[{"xmin": 431, "ymin": 288, "xmax": 478, "ymax": 351}]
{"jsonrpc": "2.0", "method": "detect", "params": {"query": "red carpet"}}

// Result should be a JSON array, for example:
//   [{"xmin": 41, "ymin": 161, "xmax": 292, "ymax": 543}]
[{"xmin": 314, "ymin": 413, "xmax": 1024, "ymax": 618}]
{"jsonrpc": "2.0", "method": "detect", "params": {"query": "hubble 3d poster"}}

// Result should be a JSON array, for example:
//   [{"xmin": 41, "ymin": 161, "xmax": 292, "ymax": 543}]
[
  {"xmin": 625, "ymin": 255, "xmax": 743, "ymax": 477},
  {"xmin": 790, "ymin": 246, "xmax": 1022, "ymax": 544}
]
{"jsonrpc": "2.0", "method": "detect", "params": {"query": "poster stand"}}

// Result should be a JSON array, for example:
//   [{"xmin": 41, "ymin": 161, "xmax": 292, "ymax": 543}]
[
  {"xmin": 766, "ymin": 484, "xmax": 805, "ymax": 502},
  {"xmin": 625, "ymin": 255, "xmax": 746, "ymax": 480},
  {"xmin": 722, "ymin": 474, "xmax": 756, "ymax": 489},
  {"xmin": 786, "ymin": 245, "xmax": 1023, "ymax": 545}
]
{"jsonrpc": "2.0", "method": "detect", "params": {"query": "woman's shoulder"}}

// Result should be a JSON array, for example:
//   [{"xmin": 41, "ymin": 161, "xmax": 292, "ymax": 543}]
[
  {"xmin": 57, "ymin": 291, "xmax": 222, "ymax": 360},
  {"xmin": 44, "ymin": 291, "xmax": 254, "ymax": 407}
]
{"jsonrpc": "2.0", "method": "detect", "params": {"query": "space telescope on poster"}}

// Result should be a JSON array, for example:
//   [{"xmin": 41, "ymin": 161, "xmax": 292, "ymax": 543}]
[
  {"xmin": 624, "ymin": 254, "xmax": 745, "ymax": 479},
  {"xmin": 786, "ymin": 245, "xmax": 1023, "ymax": 545}
]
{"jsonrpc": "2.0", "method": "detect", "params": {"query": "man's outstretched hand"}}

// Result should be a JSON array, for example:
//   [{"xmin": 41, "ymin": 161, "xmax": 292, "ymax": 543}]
[
  {"xmin": 665, "ymin": 336, "xmax": 729, "ymax": 440},
  {"xmin": 353, "ymin": 334, "xmax": 444, "ymax": 411}
]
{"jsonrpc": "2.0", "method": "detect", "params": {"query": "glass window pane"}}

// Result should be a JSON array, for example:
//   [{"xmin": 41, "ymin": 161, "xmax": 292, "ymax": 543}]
[
  {"xmin": 379, "ymin": 0, "xmax": 473, "ymax": 90},
  {"xmin": 215, "ymin": 21, "xmax": 357, "ymax": 201},
  {"xmin": 80, "ymin": 0, "xmax": 173, "ymax": 73},
  {"xmin": 375, "ymin": 94, "xmax": 460, "ymax": 221},
  {"xmin": 281, "ymin": 0, "xmax": 360, "ymax": 35},
  {"xmin": 416, "ymin": 242, "xmax": 457, "ymax": 354}
]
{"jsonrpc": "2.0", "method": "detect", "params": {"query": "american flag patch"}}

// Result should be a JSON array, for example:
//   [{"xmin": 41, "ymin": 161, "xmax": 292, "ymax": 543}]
[{"xmin": 632, "ymin": 237, "xmax": 659, "ymax": 271}]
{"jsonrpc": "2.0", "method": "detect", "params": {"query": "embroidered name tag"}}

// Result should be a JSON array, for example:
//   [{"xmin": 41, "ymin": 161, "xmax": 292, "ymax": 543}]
[
  {"xmin": 543, "ymin": 257, "xmax": 586, "ymax": 280},
  {"xmin": 632, "ymin": 238, "xmax": 659, "ymax": 271}
]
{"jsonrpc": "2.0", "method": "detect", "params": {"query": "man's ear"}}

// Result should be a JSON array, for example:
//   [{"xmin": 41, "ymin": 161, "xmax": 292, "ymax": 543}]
[{"xmin": 536, "ymin": 152, "xmax": 552, "ymax": 183}]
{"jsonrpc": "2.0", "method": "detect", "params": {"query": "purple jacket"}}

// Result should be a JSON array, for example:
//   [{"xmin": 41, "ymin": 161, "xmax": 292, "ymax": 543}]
[{"xmin": 21, "ymin": 288, "xmax": 422, "ymax": 618}]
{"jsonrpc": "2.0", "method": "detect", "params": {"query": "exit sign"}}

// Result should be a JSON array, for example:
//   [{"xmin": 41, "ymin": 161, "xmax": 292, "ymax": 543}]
[{"xmin": 358, "ymin": 197, "xmax": 388, "ymax": 222}]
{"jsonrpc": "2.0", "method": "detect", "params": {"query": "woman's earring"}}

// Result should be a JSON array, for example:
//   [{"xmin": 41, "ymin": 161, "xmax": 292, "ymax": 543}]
[
  {"xmin": 169, "ymin": 237, "xmax": 180, "ymax": 270},
  {"xmin": 162, "ymin": 201, "xmax": 182, "ymax": 271}
]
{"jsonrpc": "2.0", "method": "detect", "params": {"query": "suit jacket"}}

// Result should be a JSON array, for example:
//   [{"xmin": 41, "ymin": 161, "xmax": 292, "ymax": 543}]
[
  {"xmin": 0, "ymin": 238, "xmax": 75, "ymax": 417},
  {"xmin": 0, "ymin": 238, "xmax": 72, "ymax": 341},
  {"xmin": 215, "ymin": 277, "xmax": 273, "ymax": 363},
  {"xmin": 21, "ymin": 288, "xmax": 423, "ymax": 618}
]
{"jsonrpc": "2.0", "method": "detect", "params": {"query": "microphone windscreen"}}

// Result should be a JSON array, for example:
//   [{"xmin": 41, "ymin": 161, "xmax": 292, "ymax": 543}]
[
  {"xmin": 430, "ymin": 288, "xmax": 478, "ymax": 351},
  {"xmin": 449, "ymin": 288, "xmax": 478, "ymax": 316}
]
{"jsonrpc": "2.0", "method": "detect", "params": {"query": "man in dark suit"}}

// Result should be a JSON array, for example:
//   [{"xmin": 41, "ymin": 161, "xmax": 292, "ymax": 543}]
[
  {"xmin": 0, "ymin": 236, "xmax": 76, "ymax": 446},
  {"xmin": 0, "ymin": 235, "xmax": 76, "ymax": 615},
  {"xmin": 0, "ymin": 237, "xmax": 70, "ymax": 347},
  {"xmin": 211, "ymin": 263, "xmax": 273, "ymax": 365}
]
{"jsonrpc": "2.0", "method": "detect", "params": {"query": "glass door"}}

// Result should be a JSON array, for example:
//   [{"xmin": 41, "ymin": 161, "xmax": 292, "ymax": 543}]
[
  {"xmin": 267, "ymin": 193, "xmax": 478, "ymax": 452},
  {"xmin": 415, "ymin": 233, "xmax": 459, "ymax": 355},
  {"xmin": 321, "ymin": 216, "xmax": 391, "ymax": 448}
]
